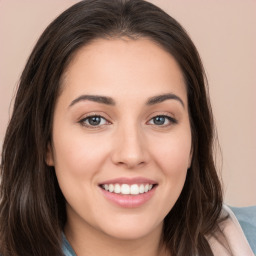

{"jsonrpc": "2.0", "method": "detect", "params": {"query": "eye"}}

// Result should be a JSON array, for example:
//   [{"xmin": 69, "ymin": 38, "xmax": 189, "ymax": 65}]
[
  {"xmin": 148, "ymin": 115, "xmax": 177, "ymax": 126},
  {"xmin": 79, "ymin": 115, "xmax": 109, "ymax": 127}
]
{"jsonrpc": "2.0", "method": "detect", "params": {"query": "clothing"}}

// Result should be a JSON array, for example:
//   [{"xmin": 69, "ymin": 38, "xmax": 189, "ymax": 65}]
[
  {"xmin": 207, "ymin": 205, "xmax": 254, "ymax": 256},
  {"xmin": 229, "ymin": 205, "xmax": 256, "ymax": 254},
  {"xmin": 62, "ymin": 233, "xmax": 76, "ymax": 256},
  {"xmin": 62, "ymin": 205, "xmax": 255, "ymax": 256}
]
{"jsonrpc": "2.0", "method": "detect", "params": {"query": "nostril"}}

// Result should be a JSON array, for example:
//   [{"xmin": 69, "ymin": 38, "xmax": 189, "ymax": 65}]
[
  {"xmin": 111, "ymin": 133, "xmax": 148, "ymax": 168},
  {"xmin": 116, "ymin": 160, "xmax": 146, "ymax": 169}
]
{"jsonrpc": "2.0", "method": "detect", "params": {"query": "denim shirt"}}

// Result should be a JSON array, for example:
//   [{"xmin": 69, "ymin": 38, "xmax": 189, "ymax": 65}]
[
  {"xmin": 62, "ymin": 234, "xmax": 76, "ymax": 256},
  {"xmin": 229, "ymin": 205, "xmax": 256, "ymax": 254}
]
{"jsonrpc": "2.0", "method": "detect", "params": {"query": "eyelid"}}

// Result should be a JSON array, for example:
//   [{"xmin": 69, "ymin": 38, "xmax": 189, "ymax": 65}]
[
  {"xmin": 78, "ymin": 111, "xmax": 111, "ymax": 121},
  {"xmin": 147, "ymin": 111, "xmax": 176, "ymax": 121}
]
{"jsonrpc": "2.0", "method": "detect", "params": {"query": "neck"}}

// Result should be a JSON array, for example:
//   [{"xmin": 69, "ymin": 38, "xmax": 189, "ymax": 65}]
[{"xmin": 64, "ymin": 218, "xmax": 169, "ymax": 256}]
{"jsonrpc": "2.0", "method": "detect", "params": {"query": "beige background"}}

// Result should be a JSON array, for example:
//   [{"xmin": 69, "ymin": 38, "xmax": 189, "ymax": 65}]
[{"xmin": 0, "ymin": 0, "xmax": 255, "ymax": 206}]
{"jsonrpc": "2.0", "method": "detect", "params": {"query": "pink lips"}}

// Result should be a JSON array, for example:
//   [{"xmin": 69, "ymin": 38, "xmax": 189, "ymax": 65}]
[
  {"xmin": 99, "ymin": 177, "xmax": 157, "ymax": 208},
  {"xmin": 99, "ymin": 177, "xmax": 156, "ymax": 185}
]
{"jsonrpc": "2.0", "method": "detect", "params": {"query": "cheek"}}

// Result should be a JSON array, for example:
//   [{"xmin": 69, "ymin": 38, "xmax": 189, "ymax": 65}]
[
  {"xmin": 147, "ymin": 133, "xmax": 191, "ymax": 217},
  {"xmin": 151, "ymin": 132, "xmax": 192, "ymax": 175},
  {"xmin": 52, "ymin": 133, "xmax": 110, "ymax": 210},
  {"xmin": 52, "ymin": 131, "xmax": 110, "ymax": 177}
]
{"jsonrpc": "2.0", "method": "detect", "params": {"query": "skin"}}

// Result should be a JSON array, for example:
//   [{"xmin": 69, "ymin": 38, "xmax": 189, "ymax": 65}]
[{"xmin": 47, "ymin": 38, "xmax": 192, "ymax": 256}]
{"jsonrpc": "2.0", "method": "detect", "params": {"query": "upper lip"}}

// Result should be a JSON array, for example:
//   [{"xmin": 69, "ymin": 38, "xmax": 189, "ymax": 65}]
[{"xmin": 99, "ymin": 177, "xmax": 158, "ymax": 185}]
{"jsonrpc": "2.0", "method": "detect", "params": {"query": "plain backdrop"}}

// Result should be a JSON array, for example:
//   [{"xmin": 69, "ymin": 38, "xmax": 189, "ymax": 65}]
[{"xmin": 0, "ymin": 0, "xmax": 255, "ymax": 207}]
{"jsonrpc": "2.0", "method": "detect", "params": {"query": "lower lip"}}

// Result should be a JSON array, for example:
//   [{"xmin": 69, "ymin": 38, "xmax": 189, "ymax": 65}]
[{"xmin": 100, "ymin": 186, "xmax": 157, "ymax": 208}]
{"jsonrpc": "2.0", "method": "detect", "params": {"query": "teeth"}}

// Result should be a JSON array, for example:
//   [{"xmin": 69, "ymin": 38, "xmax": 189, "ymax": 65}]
[
  {"xmin": 109, "ymin": 184, "xmax": 114, "ymax": 192},
  {"xmin": 139, "ymin": 184, "xmax": 144, "ymax": 193},
  {"xmin": 114, "ymin": 184, "xmax": 121, "ymax": 194},
  {"xmin": 121, "ymin": 184, "xmax": 130, "ymax": 194},
  {"xmin": 101, "ymin": 183, "xmax": 154, "ymax": 195},
  {"xmin": 130, "ymin": 184, "xmax": 139, "ymax": 195}
]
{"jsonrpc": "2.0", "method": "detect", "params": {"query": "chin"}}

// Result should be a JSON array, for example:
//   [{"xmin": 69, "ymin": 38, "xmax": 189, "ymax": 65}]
[{"xmin": 98, "ymin": 217, "xmax": 163, "ymax": 241}]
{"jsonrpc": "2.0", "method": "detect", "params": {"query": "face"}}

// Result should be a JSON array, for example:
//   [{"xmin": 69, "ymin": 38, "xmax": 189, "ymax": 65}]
[{"xmin": 47, "ymin": 38, "xmax": 192, "ymax": 241}]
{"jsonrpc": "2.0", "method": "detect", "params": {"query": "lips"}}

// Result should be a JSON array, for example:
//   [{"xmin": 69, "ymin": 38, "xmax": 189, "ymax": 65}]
[{"xmin": 99, "ymin": 177, "xmax": 158, "ymax": 208}]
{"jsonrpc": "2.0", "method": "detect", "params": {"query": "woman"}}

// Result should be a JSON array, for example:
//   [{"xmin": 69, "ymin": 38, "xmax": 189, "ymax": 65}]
[{"xmin": 0, "ymin": 0, "xmax": 253, "ymax": 255}]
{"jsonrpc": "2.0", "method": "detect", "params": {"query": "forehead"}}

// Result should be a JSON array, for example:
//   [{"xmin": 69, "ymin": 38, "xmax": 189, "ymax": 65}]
[{"xmin": 60, "ymin": 37, "xmax": 187, "ymax": 106}]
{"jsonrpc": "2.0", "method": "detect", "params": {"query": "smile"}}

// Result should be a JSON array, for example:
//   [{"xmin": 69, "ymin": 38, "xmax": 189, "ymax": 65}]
[
  {"xmin": 99, "ymin": 178, "xmax": 158, "ymax": 208},
  {"xmin": 101, "ymin": 183, "xmax": 154, "ymax": 195}
]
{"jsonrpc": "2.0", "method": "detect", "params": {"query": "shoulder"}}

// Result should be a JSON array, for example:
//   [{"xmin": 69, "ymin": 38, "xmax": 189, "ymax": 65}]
[
  {"xmin": 229, "ymin": 205, "xmax": 256, "ymax": 254},
  {"xmin": 207, "ymin": 205, "xmax": 254, "ymax": 256}
]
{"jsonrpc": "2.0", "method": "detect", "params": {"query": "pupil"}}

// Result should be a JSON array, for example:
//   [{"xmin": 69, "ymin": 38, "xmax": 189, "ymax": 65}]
[
  {"xmin": 89, "ymin": 116, "xmax": 101, "ymax": 125},
  {"xmin": 154, "ymin": 116, "xmax": 165, "ymax": 125}
]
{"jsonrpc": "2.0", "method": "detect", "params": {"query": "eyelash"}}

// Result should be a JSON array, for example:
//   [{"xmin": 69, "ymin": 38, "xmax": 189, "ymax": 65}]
[
  {"xmin": 79, "ymin": 114, "xmax": 177, "ymax": 129},
  {"xmin": 148, "ymin": 115, "xmax": 177, "ymax": 126}
]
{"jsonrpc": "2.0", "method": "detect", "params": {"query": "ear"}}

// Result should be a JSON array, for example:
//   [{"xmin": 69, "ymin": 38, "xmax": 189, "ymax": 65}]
[{"xmin": 45, "ymin": 142, "xmax": 55, "ymax": 166}]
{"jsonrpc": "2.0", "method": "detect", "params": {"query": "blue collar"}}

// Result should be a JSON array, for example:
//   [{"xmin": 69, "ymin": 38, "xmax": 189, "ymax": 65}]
[{"xmin": 62, "ymin": 233, "xmax": 76, "ymax": 256}]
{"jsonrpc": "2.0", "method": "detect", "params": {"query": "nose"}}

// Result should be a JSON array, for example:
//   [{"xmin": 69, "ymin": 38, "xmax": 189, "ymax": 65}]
[{"xmin": 111, "ymin": 124, "xmax": 149, "ymax": 169}]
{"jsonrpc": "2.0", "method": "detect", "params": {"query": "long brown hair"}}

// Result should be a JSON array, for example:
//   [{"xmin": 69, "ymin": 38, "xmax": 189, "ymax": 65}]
[{"xmin": 0, "ymin": 0, "xmax": 224, "ymax": 255}]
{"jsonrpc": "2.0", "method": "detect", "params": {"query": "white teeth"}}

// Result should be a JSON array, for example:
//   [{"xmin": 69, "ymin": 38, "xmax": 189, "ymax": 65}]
[
  {"xmin": 130, "ymin": 184, "xmax": 139, "ymax": 195},
  {"xmin": 101, "ymin": 183, "xmax": 154, "ymax": 195},
  {"xmin": 114, "ymin": 184, "xmax": 121, "ymax": 193},
  {"xmin": 109, "ymin": 184, "xmax": 114, "ymax": 192},
  {"xmin": 121, "ymin": 184, "xmax": 130, "ymax": 194}
]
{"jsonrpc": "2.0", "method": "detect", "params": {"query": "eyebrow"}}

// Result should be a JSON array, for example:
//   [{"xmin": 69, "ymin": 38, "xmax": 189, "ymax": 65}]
[
  {"xmin": 146, "ymin": 93, "xmax": 185, "ymax": 108},
  {"xmin": 69, "ymin": 93, "xmax": 184, "ymax": 108},
  {"xmin": 69, "ymin": 95, "xmax": 115, "ymax": 107}
]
